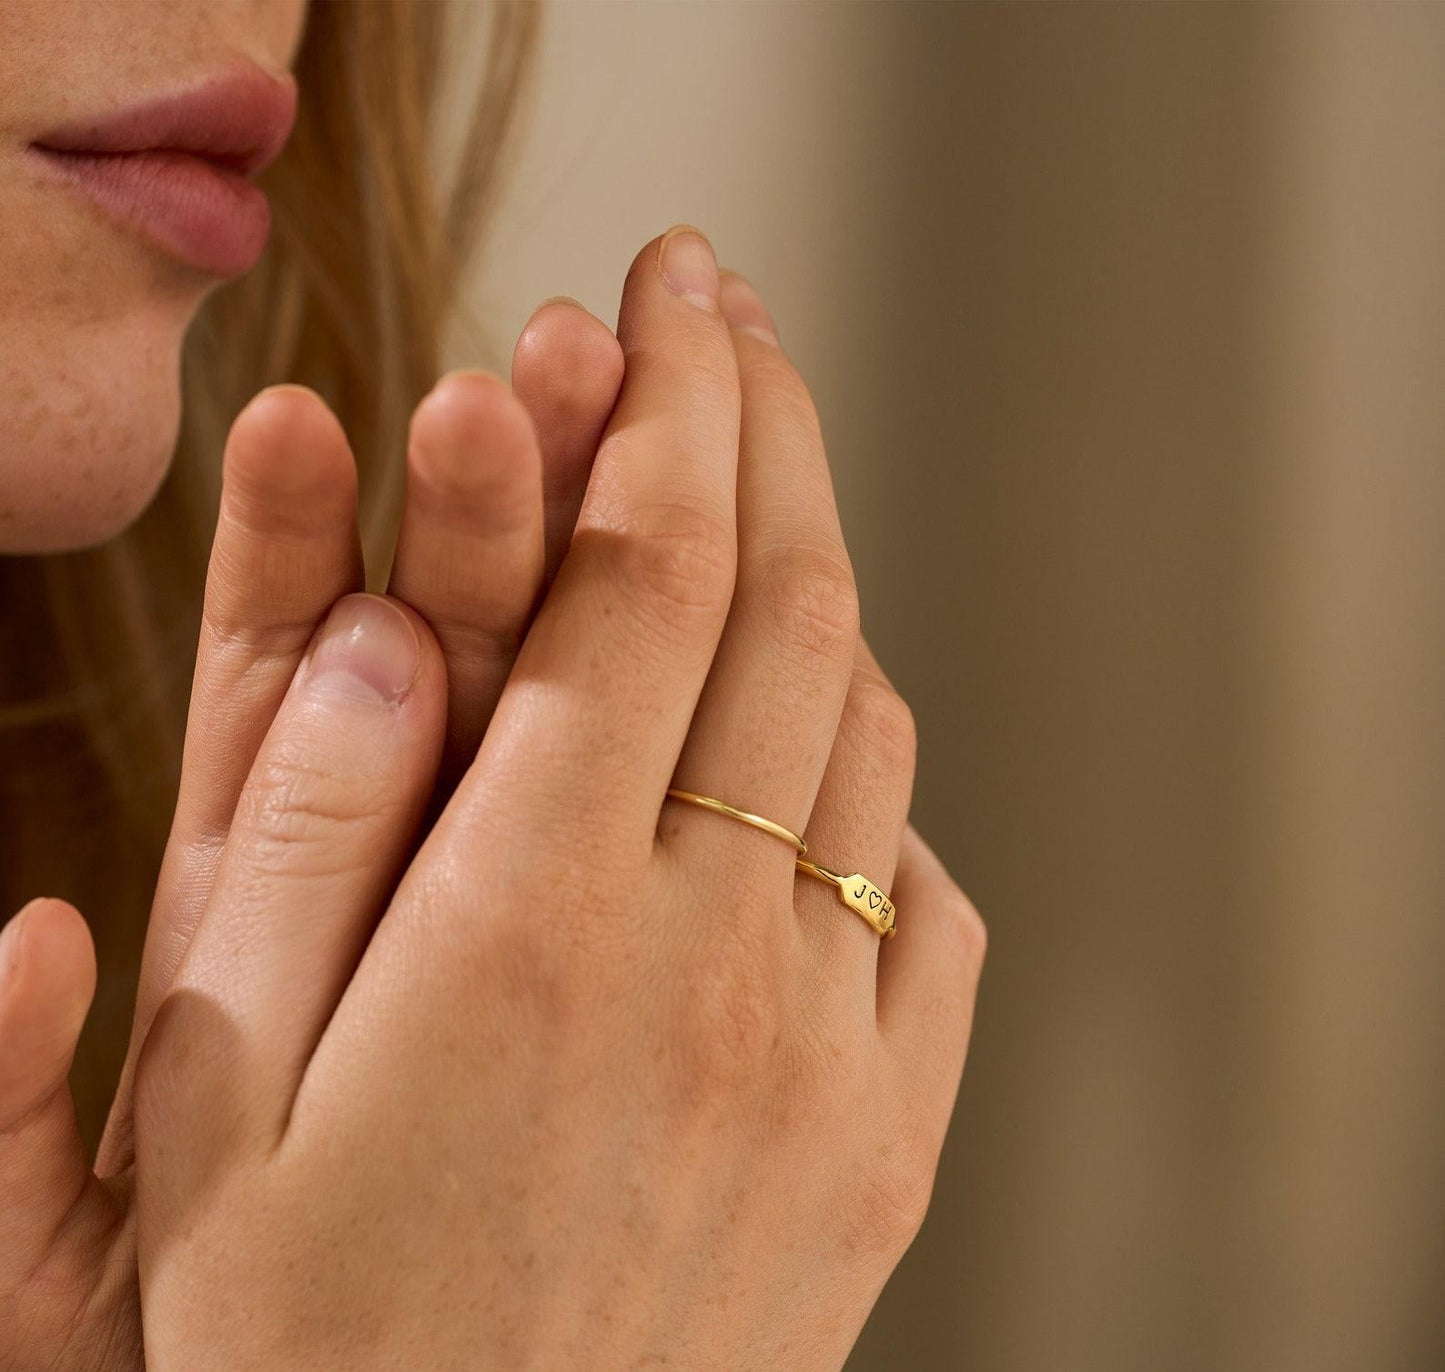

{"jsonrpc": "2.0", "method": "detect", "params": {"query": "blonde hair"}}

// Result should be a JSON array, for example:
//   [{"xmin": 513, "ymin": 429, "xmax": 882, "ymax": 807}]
[{"xmin": 0, "ymin": 0, "xmax": 542, "ymax": 1145}]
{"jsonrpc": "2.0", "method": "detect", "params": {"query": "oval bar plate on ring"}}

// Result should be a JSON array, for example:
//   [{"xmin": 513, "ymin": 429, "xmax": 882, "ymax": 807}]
[
  {"xmin": 837, "ymin": 872, "xmax": 897, "ymax": 938},
  {"xmin": 795, "ymin": 859, "xmax": 897, "ymax": 938}
]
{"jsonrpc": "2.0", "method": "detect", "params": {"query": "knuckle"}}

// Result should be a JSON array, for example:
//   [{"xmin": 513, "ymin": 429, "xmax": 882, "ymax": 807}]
[
  {"xmin": 632, "ymin": 317, "xmax": 741, "ymax": 401},
  {"xmin": 429, "ymin": 615, "xmax": 523, "ymax": 675},
  {"xmin": 606, "ymin": 503, "xmax": 736, "ymax": 632},
  {"xmin": 132, "ymin": 994, "xmax": 226, "ymax": 1130},
  {"xmin": 761, "ymin": 547, "xmax": 860, "ymax": 664},
  {"xmin": 847, "ymin": 1147, "xmax": 936, "ymax": 1259},
  {"xmin": 478, "ymin": 921, "xmax": 596, "ymax": 1034},
  {"xmin": 672, "ymin": 326, "xmax": 744, "ymax": 395},
  {"xmin": 240, "ymin": 742, "xmax": 391, "ymax": 867},
  {"xmin": 741, "ymin": 353, "xmax": 823, "ymax": 440},
  {"xmin": 673, "ymin": 950, "xmax": 783, "ymax": 1097},
  {"xmin": 946, "ymin": 886, "xmax": 988, "ymax": 971},
  {"xmin": 845, "ymin": 676, "xmax": 918, "ymax": 771},
  {"xmin": 473, "ymin": 831, "xmax": 652, "ymax": 981},
  {"xmin": 130, "ymin": 1020, "xmax": 170, "ymax": 1127},
  {"xmin": 199, "ymin": 595, "xmax": 317, "ymax": 662},
  {"xmin": 781, "ymin": 1005, "xmax": 867, "ymax": 1111},
  {"xmin": 530, "ymin": 873, "xmax": 643, "ymax": 974}
]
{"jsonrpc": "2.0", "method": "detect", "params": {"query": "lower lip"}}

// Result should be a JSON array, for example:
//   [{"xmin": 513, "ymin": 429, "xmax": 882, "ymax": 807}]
[{"xmin": 25, "ymin": 146, "xmax": 272, "ymax": 278}]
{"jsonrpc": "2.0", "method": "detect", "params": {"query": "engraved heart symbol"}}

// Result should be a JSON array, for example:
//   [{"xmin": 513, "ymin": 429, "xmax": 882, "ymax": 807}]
[{"xmin": 867, "ymin": 890, "xmax": 882, "ymax": 911}]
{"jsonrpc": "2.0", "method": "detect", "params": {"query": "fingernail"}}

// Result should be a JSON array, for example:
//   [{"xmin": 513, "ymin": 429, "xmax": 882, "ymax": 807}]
[
  {"xmin": 659, "ymin": 225, "xmax": 719, "ymax": 309},
  {"xmin": 537, "ymin": 294, "xmax": 585, "ymax": 311},
  {"xmin": 718, "ymin": 271, "xmax": 780, "ymax": 346},
  {"xmin": 306, "ymin": 594, "xmax": 419, "ymax": 704}
]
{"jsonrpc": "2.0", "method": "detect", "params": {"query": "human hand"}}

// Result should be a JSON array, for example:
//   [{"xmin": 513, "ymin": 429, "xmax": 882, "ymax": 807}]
[
  {"xmin": 0, "ymin": 299, "xmax": 624, "ymax": 1370},
  {"xmin": 129, "ymin": 227, "xmax": 986, "ymax": 1368}
]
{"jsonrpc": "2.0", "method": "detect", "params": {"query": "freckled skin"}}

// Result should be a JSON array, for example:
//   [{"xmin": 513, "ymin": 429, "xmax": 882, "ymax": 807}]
[{"xmin": 0, "ymin": 0, "xmax": 307, "ymax": 553}]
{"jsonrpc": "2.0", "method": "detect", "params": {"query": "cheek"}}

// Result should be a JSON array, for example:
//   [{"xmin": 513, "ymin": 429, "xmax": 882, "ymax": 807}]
[{"xmin": 0, "ymin": 312, "xmax": 186, "ymax": 553}]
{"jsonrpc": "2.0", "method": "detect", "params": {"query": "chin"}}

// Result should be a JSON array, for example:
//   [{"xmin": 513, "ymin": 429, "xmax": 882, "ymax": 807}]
[{"xmin": 0, "ymin": 311, "xmax": 186, "ymax": 555}]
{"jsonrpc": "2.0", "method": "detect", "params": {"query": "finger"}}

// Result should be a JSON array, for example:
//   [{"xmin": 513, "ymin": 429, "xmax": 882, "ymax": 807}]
[
  {"xmin": 875, "ymin": 823, "xmax": 987, "ymax": 1144},
  {"xmin": 792, "ymin": 640, "xmax": 916, "ymax": 1020},
  {"xmin": 448, "ymin": 225, "xmax": 741, "ymax": 848},
  {"xmin": 103, "ymin": 385, "xmax": 360, "ymax": 1171},
  {"xmin": 0, "ymin": 901, "xmax": 138, "ymax": 1364},
  {"xmin": 0, "ymin": 900, "xmax": 112, "ymax": 1282},
  {"xmin": 389, "ymin": 369, "xmax": 545, "ymax": 795},
  {"xmin": 136, "ymin": 595, "xmax": 446, "ymax": 1154},
  {"xmin": 511, "ymin": 297, "xmax": 626, "ymax": 586},
  {"xmin": 663, "ymin": 269, "xmax": 857, "ymax": 891}
]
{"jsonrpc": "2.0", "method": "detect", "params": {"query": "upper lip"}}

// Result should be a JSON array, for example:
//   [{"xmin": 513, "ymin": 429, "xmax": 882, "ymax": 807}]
[{"xmin": 29, "ymin": 62, "xmax": 297, "ymax": 177}]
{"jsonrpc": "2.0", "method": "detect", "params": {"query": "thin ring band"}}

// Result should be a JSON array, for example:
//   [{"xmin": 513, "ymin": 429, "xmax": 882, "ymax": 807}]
[
  {"xmin": 664, "ymin": 787, "xmax": 808, "ymax": 855},
  {"xmin": 665, "ymin": 787, "xmax": 897, "ymax": 939},
  {"xmin": 795, "ymin": 859, "xmax": 898, "ymax": 939}
]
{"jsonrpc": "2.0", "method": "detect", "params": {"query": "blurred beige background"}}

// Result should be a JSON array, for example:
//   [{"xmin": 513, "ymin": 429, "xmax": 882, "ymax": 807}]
[{"xmin": 457, "ymin": 4, "xmax": 1445, "ymax": 1368}]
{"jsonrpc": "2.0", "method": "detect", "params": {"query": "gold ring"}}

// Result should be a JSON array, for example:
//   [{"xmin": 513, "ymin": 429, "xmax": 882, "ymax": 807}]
[
  {"xmin": 665, "ymin": 788, "xmax": 807, "ymax": 855},
  {"xmin": 664, "ymin": 788, "xmax": 897, "ymax": 939},
  {"xmin": 796, "ymin": 859, "xmax": 897, "ymax": 939}
]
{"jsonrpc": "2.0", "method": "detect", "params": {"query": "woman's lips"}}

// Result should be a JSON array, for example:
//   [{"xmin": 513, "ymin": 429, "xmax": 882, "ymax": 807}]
[
  {"xmin": 25, "ymin": 64, "xmax": 297, "ymax": 278},
  {"xmin": 26, "ymin": 146, "xmax": 274, "ymax": 277}
]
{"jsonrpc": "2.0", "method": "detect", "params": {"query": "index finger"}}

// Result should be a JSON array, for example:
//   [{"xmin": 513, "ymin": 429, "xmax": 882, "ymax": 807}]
[{"xmin": 101, "ymin": 387, "xmax": 359, "ymax": 1173}]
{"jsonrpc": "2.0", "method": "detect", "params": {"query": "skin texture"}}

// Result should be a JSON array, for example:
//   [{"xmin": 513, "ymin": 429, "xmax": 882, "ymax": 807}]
[
  {"xmin": 0, "ymin": 0, "xmax": 308, "ymax": 551},
  {"xmin": 0, "ymin": 5, "xmax": 986, "ymax": 1365}
]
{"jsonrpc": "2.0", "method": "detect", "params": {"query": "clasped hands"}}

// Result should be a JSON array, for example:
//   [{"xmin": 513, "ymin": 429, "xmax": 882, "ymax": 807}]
[{"xmin": 0, "ymin": 227, "xmax": 984, "ymax": 1371}]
